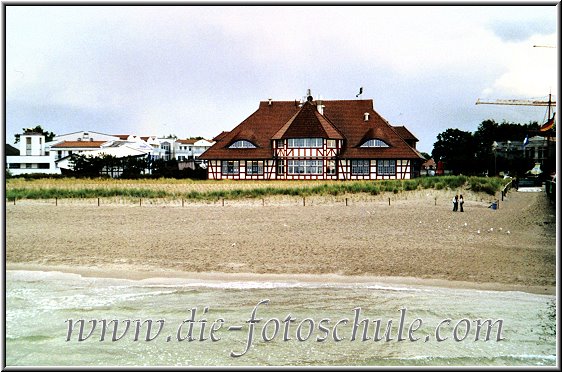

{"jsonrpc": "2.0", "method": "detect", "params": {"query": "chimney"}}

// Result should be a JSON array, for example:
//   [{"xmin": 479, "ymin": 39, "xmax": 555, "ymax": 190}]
[
  {"xmin": 364, "ymin": 112, "xmax": 370, "ymax": 121},
  {"xmin": 317, "ymin": 100, "xmax": 325, "ymax": 115},
  {"xmin": 268, "ymin": 98, "xmax": 272, "ymax": 106}
]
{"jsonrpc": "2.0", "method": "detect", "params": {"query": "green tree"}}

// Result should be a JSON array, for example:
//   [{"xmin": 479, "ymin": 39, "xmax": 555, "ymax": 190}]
[
  {"xmin": 473, "ymin": 120, "xmax": 540, "ymax": 176},
  {"xmin": 14, "ymin": 125, "xmax": 56, "ymax": 143},
  {"xmin": 432, "ymin": 128, "xmax": 477, "ymax": 175},
  {"xmin": 420, "ymin": 152, "xmax": 431, "ymax": 160}
]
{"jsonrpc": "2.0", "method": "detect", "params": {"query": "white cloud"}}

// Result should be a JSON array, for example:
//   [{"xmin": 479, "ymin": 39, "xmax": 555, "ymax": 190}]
[{"xmin": 4, "ymin": 5, "xmax": 558, "ymax": 151}]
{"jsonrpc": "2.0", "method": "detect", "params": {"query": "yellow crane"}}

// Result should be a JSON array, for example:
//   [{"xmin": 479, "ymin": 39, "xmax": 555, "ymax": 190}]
[
  {"xmin": 475, "ymin": 94, "xmax": 556, "ymax": 122},
  {"xmin": 475, "ymin": 97, "xmax": 556, "ymax": 107}
]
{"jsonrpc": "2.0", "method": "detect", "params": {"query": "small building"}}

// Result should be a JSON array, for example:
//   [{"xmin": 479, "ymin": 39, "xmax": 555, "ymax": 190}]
[
  {"xmin": 6, "ymin": 132, "xmax": 57, "ymax": 175},
  {"xmin": 200, "ymin": 95, "xmax": 424, "ymax": 180}
]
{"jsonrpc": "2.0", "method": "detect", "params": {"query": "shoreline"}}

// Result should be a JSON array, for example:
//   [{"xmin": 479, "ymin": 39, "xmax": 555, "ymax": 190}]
[{"xmin": 6, "ymin": 263, "xmax": 555, "ymax": 296}]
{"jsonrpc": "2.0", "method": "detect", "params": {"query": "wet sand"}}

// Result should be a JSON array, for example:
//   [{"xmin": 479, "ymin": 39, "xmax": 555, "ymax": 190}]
[{"xmin": 5, "ymin": 189, "xmax": 556, "ymax": 294}]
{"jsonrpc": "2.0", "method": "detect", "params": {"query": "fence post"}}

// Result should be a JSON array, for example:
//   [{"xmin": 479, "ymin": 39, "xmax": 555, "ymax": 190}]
[
  {"xmin": 98, "ymin": 198, "xmax": 100, "ymax": 207},
  {"xmin": 13, "ymin": 197, "xmax": 16, "ymax": 205},
  {"xmin": 388, "ymin": 197, "xmax": 391, "ymax": 206},
  {"xmin": 435, "ymin": 196, "xmax": 437, "ymax": 206},
  {"xmin": 140, "ymin": 198, "xmax": 142, "ymax": 207},
  {"xmin": 222, "ymin": 198, "xmax": 224, "ymax": 207},
  {"xmin": 182, "ymin": 199, "xmax": 184, "ymax": 207},
  {"xmin": 55, "ymin": 197, "xmax": 57, "ymax": 206},
  {"xmin": 345, "ymin": 197, "xmax": 348, "ymax": 206}
]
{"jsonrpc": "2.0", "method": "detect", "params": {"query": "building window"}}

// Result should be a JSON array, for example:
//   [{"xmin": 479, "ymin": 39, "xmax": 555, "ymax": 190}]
[
  {"xmin": 288, "ymin": 160, "xmax": 323, "ymax": 174},
  {"xmin": 8, "ymin": 163, "xmax": 20, "ymax": 169},
  {"xmin": 246, "ymin": 160, "xmax": 264, "ymax": 175},
  {"xmin": 351, "ymin": 160, "xmax": 370, "ymax": 175},
  {"xmin": 26, "ymin": 163, "xmax": 33, "ymax": 169},
  {"xmin": 222, "ymin": 160, "xmax": 239, "ymax": 175},
  {"xmin": 326, "ymin": 160, "xmax": 336, "ymax": 175},
  {"xmin": 38, "ymin": 163, "xmax": 50, "ymax": 169},
  {"xmin": 360, "ymin": 139, "xmax": 390, "ymax": 148},
  {"xmin": 287, "ymin": 138, "xmax": 323, "ymax": 148},
  {"xmin": 378, "ymin": 160, "xmax": 396, "ymax": 175},
  {"xmin": 275, "ymin": 139, "xmax": 284, "ymax": 148},
  {"xmin": 229, "ymin": 140, "xmax": 256, "ymax": 148},
  {"xmin": 327, "ymin": 139, "xmax": 337, "ymax": 148},
  {"xmin": 277, "ymin": 160, "xmax": 285, "ymax": 175}
]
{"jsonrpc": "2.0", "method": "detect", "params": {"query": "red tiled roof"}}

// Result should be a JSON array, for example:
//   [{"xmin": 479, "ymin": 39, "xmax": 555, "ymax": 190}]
[
  {"xmin": 51, "ymin": 141, "xmax": 106, "ymax": 148},
  {"xmin": 177, "ymin": 139, "xmax": 197, "ymax": 145},
  {"xmin": 422, "ymin": 158, "xmax": 436, "ymax": 168},
  {"xmin": 200, "ymin": 99, "xmax": 423, "ymax": 160},
  {"xmin": 392, "ymin": 126, "xmax": 418, "ymax": 142},
  {"xmin": 113, "ymin": 134, "xmax": 130, "ymax": 140},
  {"xmin": 212, "ymin": 131, "xmax": 230, "ymax": 142},
  {"xmin": 272, "ymin": 101, "xmax": 344, "ymax": 140}
]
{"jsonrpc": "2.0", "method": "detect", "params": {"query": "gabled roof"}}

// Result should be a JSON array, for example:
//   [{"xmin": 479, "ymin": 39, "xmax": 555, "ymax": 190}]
[
  {"xmin": 321, "ymin": 100, "xmax": 422, "ymax": 159},
  {"xmin": 51, "ymin": 141, "xmax": 106, "ymax": 149},
  {"xmin": 272, "ymin": 101, "xmax": 344, "ymax": 140},
  {"xmin": 200, "ymin": 101, "xmax": 300, "ymax": 160},
  {"xmin": 177, "ymin": 139, "xmax": 197, "ymax": 145},
  {"xmin": 392, "ymin": 126, "xmax": 418, "ymax": 142},
  {"xmin": 200, "ymin": 99, "xmax": 423, "ymax": 160}
]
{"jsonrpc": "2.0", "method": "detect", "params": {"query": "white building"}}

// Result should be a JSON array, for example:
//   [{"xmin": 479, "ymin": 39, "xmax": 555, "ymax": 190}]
[
  {"xmin": 6, "ymin": 132, "xmax": 57, "ymax": 175},
  {"xmin": 176, "ymin": 139, "xmax": 215, "ymax": 161},
  {"xmin": 7, "ymin": 129, "xmax": 215, "ymax": 175}
]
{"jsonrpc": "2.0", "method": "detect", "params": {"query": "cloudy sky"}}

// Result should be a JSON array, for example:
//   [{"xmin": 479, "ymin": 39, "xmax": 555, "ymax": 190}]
[{"xmin": 4, "ymin": 5, "xmax": 558, "ymax": 153}]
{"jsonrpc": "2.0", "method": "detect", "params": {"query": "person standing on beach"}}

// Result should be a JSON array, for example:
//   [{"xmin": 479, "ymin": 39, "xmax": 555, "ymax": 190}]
[
  {"xmin": 453, "ymin": 195, "xmax": 458, "ymax": 211},
  {"xmin": 459, "ymin": 194, "xmax": 464, "ymax": 212}
]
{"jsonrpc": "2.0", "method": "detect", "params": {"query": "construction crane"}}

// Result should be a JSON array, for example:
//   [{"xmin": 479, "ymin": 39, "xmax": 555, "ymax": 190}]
[
  {"xmin": 476, "ymin": 94, "xmax": 556, "ymax": 121},
  {"xmin": 475, "ymin": 98, "xmax": 556, "ymax": 106},
  {"xmin": 476, "ymin": 94, "xmax": 556, "ymax": 176}
]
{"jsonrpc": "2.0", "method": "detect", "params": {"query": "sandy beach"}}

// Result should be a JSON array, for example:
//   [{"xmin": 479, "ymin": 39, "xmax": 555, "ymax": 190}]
[{"xmin": 5, "ymin": 189, "xmax": 556, "ymax": 294}]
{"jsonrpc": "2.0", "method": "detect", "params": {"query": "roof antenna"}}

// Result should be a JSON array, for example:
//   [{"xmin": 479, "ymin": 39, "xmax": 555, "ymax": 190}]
[{"xmin": 356, "ymin": 87, "xmax": 363, "ymax": 98}]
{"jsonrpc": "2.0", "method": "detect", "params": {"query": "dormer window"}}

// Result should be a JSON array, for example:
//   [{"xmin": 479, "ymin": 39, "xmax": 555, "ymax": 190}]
[
  {"xmin": 229, "ymin": 140, "xmax": 256, "ymax": 148},
  {"xmin": 360, "ymin": 139, "xmax": 389, "ymax": 148}
]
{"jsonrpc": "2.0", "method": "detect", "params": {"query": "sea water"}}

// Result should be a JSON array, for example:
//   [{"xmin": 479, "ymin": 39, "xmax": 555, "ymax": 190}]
[{"xmin": 5, "ymin": 270, "xmax": 556, "ymax": 366}]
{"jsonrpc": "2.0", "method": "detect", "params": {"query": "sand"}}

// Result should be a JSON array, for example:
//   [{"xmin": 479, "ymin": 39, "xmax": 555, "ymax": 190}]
[{"xmin": 5, "ymin": 189, "xmax": 556, "ymax": 294}]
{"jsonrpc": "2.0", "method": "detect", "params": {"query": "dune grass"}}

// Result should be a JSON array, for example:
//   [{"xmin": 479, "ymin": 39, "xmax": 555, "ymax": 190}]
[{"xmin": 5, "ymin": 176, "xmax": 507, "ymax": 201}]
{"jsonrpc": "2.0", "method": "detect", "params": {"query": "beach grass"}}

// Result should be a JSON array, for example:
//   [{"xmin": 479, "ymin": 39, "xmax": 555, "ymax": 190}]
[{"xmin": 5, "ymin": 176, "xmax": 508, "ymax": 201}]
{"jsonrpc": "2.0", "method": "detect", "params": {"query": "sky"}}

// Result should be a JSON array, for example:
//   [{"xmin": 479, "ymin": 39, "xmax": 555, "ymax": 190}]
[{"xmin": 3, "ymin": 4, "xmax": 558, "ymax": 153}]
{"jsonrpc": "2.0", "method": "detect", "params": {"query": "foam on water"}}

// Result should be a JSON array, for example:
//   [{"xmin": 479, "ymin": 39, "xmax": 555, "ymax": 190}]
[{"xmin": 5, "ymin": 270, "xmax": 557, "ymax": 366}]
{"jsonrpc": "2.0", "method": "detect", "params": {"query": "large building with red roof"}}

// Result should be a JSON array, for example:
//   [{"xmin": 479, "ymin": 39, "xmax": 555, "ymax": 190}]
[{"xmin": 200, "ymin": 95, "xmax": 424, "ymax": 180}]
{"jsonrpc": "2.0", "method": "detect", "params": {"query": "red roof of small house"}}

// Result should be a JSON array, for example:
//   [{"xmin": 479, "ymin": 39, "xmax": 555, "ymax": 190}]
[
  {"xmin": 51, "ymin": 141, "xmax": 106, "ymax": 148},
  {"xmin": 200, "ymin": 99, "xmax": 423, "ymax": 160},
  {"xmin": 422, "ymin": 158, "xmax": 436, "ymax": 169},
  {"xmin": 177, "ymin": 139, "xmax": 197, "ymax": 145},
  {"xmin": 113, "ymin": 134, "xmax": 130, "ymax": 140}
]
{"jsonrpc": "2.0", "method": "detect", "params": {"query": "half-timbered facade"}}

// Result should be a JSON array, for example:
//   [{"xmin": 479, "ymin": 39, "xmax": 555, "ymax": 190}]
[{"xmin": 200, "ymin": 95, "xmax": 424, "ymax": 180}]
